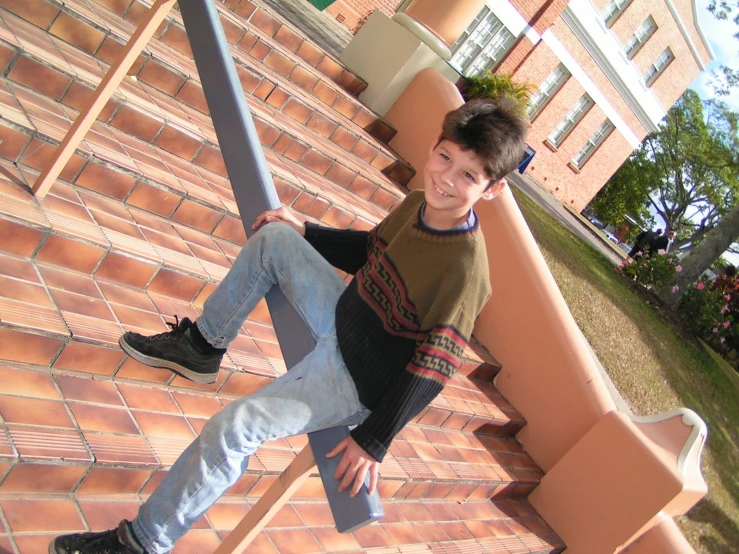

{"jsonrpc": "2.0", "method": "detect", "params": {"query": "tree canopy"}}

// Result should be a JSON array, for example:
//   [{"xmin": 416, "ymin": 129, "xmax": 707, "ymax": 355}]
[
  {"xmin": 707, "ymin": 0, "xmax": 739, "ymax": 95},
  {"xmin": 589, "ymin": 90, "xmax": 739, "ymax": 249}
]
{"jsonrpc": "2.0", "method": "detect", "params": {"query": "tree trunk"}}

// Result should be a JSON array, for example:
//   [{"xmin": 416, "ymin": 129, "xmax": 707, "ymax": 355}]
[{"xmin": 657, "ymin": 204, "xmax": 739, "ymax": 307}]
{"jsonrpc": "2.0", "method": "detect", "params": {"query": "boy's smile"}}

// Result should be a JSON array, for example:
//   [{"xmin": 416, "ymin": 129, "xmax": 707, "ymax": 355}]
[{"xmin": 422, "ymin": 140, "xmax": 505, "ymax": 230}]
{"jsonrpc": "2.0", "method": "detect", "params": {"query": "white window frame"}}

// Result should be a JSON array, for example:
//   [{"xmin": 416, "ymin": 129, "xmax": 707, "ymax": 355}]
[
  {"xmin": 601, "ymin": 0, "xmax": 633, "ymax": 27},
  {"xmin": 643, "ymin": 48, "xmax": 674, "ymax": 86},
  {"xmin": 527, "ymin": 64, "xmax": 570, "ymax": 120},
  {"xmin": 450, "ymin": 7, "xmax": 516, "ymax": 77},
  {"xmin": 624, "ymin": 16, "xmax": 657, "ymax": 59},
  {"xmin": 548, "ymin": 94, "xmax": 594, "ymax": 147},
  {"xmin": 571, "ymin": 120, "xmax": 615, "ymax": 169}
]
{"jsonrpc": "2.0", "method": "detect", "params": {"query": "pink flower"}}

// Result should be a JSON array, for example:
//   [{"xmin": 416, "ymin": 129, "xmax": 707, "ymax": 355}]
[
  {"xmin": 724, "ymin": 321, "xmax": 731, "ymax": 329},
  {"xmin": 636, "ymin": 251, "xmax": 642, "ymax": 257},
  {"xmin": 697, "ymin": 282, "xmax": 705, "ymax": 290},
  {"xmin": 726, "ymin": 295, "xmax": 732, "ymax": 301},
  {"xmin": 675, "ymin": 265, "xmax": 683, "ymax": 272},
  {"xmin": 721, "ymin": 337, "xmax": 726, "ymax": 343},
  {"xmin": 722, "ymin": 305, "xmax": 729, "ymax": 314},
  {"xmin": 672, "ymin": 284, "xmax": 680, "ymax": 293},
  {"xmin": 713, "ymin": 327, "xmax": 719, "ymax": 333},
  {"xmin": 657, "ymin": 249, "xmax": 666, "ymax": 255}
]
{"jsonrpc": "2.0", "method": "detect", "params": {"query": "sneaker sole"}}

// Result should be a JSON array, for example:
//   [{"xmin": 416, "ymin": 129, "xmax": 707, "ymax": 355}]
[{"xmin": 119, "ymin": 336, "xmax": 218, "ymax": 384}]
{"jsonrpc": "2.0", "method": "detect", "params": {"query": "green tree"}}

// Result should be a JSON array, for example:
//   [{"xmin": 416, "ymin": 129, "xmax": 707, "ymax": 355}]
[
  {"xmin": 590, "ymin": 90, "xmax": 739, "ymax": 249},
  {"xmin": 588, "ymin": 151, "xmax": 654, "ymax": 231},
  {"xmin": 707, "ymin": 0, "xmax": 739, "ymax": 95}
]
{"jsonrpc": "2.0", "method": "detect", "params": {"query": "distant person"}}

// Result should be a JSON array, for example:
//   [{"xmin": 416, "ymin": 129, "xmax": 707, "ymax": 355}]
[
  {"xmin": 653, "ymin": 230, "xmax": 676, "ymax": 253},
  {"xmin": 628, "ymin": 228, "xmax": 661, "ymax": 259}
]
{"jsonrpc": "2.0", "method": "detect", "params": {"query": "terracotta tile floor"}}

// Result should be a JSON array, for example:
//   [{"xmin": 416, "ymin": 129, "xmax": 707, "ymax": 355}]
[
  {"xmin": 0, "ymin": 0, "xmax": 564, "ymax": 552},
  {"xmin": 0, "ymin": 491, "xmax": 562, "ymax": 554}
]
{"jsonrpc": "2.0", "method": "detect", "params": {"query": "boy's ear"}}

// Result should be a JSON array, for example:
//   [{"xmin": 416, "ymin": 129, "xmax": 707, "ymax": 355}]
[{"xmin": 482, "ymin": 178, "xmax": 507, "ymax": 200}]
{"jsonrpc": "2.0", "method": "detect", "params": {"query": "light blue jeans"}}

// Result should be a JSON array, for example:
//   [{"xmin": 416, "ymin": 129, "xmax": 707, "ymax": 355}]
[{"xmin": 132, "ymin": 223, "xmax": 370, "ymax": 553}]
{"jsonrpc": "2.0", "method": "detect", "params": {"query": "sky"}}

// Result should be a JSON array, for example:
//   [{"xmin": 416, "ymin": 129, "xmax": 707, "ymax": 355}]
[{"xmin": 689, "ymin": 0, "xmax": 739, "ymax": 110}]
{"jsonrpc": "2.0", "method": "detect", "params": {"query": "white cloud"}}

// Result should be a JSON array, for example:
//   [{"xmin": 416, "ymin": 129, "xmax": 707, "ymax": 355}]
[{"xmin": 691, "ymin": 0, "xmax": 739, "ymax": 110}]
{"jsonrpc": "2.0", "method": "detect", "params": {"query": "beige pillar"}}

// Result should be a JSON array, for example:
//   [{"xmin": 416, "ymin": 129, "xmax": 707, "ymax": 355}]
[
  {"xmin": 392, "ymin": 0, "xmax": 487, "ymax": 59},
  {"xmin": 340, "ymin": 0, "xmax": 486, "ymax": 113}
]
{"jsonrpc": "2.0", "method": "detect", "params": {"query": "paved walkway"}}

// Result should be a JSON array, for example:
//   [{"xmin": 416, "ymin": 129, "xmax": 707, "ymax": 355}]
[
  {"xmin": 508, "ymin": 172, "xmax": 622, "ymax": 266},
  {"xmin": 257, "ymin": 0, "xmax": 353, "ymax": 58}
]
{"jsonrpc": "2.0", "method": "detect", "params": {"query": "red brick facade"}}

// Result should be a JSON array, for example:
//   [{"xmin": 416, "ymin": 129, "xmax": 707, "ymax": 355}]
[
  {"xmin": 508, "ymin": 0, "xmax": 570, "ymax": 33},
  {"xmin": 329, "ymin": 0, "xmax": 711, "ymax": 210},
  {"xmin": 325, "ymin": 0, "xmax": 400, "ymax": 32}
]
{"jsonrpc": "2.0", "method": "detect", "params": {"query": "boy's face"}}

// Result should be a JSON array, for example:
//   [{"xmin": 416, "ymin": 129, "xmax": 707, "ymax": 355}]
[{"xmin": 423, "ymin": 140, "xmax": 504, "ymax": 230}]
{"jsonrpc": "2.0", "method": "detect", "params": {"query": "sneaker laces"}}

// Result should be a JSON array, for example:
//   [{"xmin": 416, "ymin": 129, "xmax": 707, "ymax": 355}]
[
  {"xmin": 86, "ymin": 531, "xmax": 127, "ymax": 553},
  {"xmin": 69, "ymin": 528, "xmax": 131, "ymax": 553},
  {"xmin": 149, "ymin": 315, "xmax": 187, "ymax": 341}
]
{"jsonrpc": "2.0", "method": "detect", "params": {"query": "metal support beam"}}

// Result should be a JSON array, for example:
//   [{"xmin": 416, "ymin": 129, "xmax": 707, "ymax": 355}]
[
  {"xmin": 177, "ymin": 0, "xmax": 383, "ymax": 550},
  {"xmin": 32, "ymin": 0, "xmax": 177, "ymax": 197}
]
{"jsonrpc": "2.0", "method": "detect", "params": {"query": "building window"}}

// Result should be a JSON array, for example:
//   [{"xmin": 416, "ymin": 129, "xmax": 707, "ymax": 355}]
[
  {"xmin": 601, "ymin": 0, "xmax": 633, "ymax": 27},
  {"xmin": 643, "ymin": 48, "xmax": 674, "ymax": 85},
  {"xmin": 527, "ymin": 64, "xmax": 570, "ymax": 120},
  {"xmin": 547, "ymin": 94, "xmax": 594, "ymax": 147},
  {"xmin": 624, "ymin": 16, "xmax": 657, "ymax": 59},
  {"xmin": 571, "ymin": 120, "xmax": 614, "ymax": 168},
  {"xmin": 450, "ymin": 7, "xmax": 516, "ymax": 76}
]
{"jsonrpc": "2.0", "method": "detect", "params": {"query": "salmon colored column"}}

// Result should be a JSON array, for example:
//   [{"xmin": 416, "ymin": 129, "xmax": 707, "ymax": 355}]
[
  {"xmin": 384, "ymin": 66, "xmax": 707, "ymax": 554},
  {"xmin": 392, "ymin": 0, "xmax": 487, "ymax": 59}
]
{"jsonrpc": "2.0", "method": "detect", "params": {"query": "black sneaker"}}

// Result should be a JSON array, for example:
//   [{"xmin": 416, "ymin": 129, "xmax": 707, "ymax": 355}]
[
  {"xmin": 50, "ymin": 520, "xmax": 147, "ymax": 554},
  {"xmin": 119, "ymin": 316, "xmax": 223, "ymax": 384}
]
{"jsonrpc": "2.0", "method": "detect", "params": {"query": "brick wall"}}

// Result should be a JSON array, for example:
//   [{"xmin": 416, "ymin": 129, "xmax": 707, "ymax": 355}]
[
  {"xmin": 608, "ymin": 0, "xmax": 703, "ymax": 109},
  {"xmin": 318, "ymin": 0, "xmax": 706, "ymax": 209},
  {"xmin": 506, "ymin": 4, "xmax": 705, "ymax": 209},
  {"xmin": 508, "ymin": 37, "xmax": 640, "ymax": 210},
  {"xmin": 325, "ymin": 0, "xmax": 401, "ymax": 32},
  {"xmin": 671, "ymin": 0, "xmax": 712, "ymax": 63},
  {"xmin": 508, "ymin": 0, "xmax": 569, "ymax": 33}
]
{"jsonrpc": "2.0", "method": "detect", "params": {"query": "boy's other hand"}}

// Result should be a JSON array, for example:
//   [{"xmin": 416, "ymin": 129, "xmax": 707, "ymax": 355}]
[
  {"xmin": 252, "ymin": 207, "xmax": 305, "ymax": 236},
  {"xmin": 326, "ymin": 435, "xmax": 379, "ymax": 497}
]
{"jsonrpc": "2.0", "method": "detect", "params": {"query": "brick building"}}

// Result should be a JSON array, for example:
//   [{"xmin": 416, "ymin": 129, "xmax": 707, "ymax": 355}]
[
  {"xmin": 325, "ymin": 0, "xmax": 398, "ymax": 31},
  {"xmin": 326, "ymin": 0, "xmax": 713, "ymax": 210}
]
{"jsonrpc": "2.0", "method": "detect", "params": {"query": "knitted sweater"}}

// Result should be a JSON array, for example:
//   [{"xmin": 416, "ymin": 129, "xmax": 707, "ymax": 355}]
[{"xmin": 304, "ymin": 190, "xmax": 491, "ymax": 461}]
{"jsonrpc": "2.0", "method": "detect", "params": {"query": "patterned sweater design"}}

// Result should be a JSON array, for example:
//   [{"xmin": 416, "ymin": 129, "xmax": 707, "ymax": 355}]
[{"xmin": 304, "ymin": 190, "xmax": 491, "ymax": 461}]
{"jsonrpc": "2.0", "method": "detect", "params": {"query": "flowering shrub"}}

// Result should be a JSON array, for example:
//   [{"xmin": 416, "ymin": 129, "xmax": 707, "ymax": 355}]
[
  {"xmin": 677, "ymin": 277, "xmax": 733, "ymax": 343},
  {"xmin": 710, "ymin": 275, "xmax": 739, "ymax": 350},
  {"xmin": 619, "ymin": 251, "xmax": 682, "ymax": 287}
]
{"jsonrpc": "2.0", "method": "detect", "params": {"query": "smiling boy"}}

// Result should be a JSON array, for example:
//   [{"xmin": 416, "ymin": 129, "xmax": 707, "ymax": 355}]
[{"xmin": 51, "ymin": 98, "xmax": 528, "ymax": 554}]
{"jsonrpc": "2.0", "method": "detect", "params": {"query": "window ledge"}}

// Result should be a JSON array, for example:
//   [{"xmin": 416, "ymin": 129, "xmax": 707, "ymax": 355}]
[
  {"xmin": 568, "ymin": 161, "xmax": 582, "ymax": 174},
  {"xmin": 544, "ymin": 139, "xmax": 558, "ymax": 152}
]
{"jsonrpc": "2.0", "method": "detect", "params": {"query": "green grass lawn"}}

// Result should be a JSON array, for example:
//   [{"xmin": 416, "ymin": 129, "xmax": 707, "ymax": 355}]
[{"xmin": 512, "ymin": 188, "xmax": 739, "ymax": 554}]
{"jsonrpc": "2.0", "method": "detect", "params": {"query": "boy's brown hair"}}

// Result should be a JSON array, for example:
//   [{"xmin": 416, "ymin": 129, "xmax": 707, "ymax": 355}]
[{"xmin": 439, "ymin": 97, "xmax": 528, "ymax": 185}]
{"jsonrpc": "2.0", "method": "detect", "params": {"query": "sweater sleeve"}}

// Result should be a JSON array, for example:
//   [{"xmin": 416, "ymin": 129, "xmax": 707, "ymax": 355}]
[
  {"xmin": 351, "ymin": 322, "xmax": 469, "ymax": 461},
  {"xmin": 303, "ymin": 222, "xmax": 371, "ymax": 275}
]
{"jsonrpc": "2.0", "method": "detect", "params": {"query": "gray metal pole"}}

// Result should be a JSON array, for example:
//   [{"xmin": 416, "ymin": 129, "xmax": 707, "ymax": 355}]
[{"xmin": 178, "ymin": 0, "xmax": 383, "ymax": 534}]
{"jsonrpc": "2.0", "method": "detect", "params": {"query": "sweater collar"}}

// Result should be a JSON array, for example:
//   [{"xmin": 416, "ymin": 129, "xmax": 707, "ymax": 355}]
[{"xmin": 412, "ymin": 202, "xmax": 480, "ymax": 240}]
